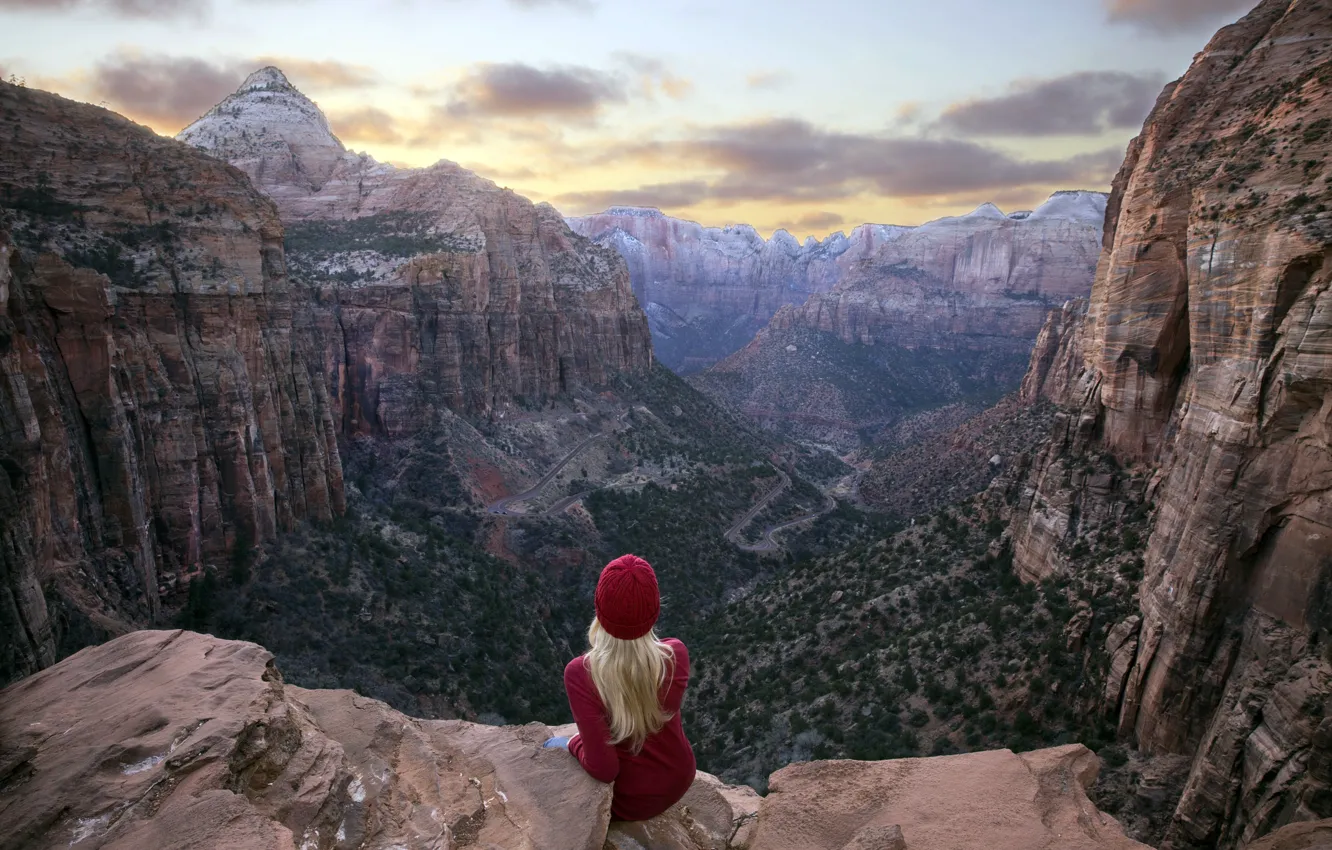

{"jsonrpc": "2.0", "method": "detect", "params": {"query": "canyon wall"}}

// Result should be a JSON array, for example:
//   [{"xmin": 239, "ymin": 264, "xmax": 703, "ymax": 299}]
[
  {"xmin": 568, "ymin": 194, "xmax": 1105, "ymax": 374},
  {"xmin": 689, "ymin": 194, "xmax": 1106, "ymax": 447},
  {"xmin": 180, "ymin": 68, "xmax": 653, "ymax": 432},
  {"xmin": 1008, "ymin": 1, "xmax": 1332, "ymax": 846},
  {"xmin": 566, "ymin": 208, "xmax": 903, "ymax": 372},
  {"xmin": 0, "ymin": 81, "xmax": 344, "ymax": 683}
]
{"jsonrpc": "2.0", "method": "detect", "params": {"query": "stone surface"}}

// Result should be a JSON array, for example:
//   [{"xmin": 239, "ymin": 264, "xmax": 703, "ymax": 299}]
[
  {"xmin": 0, "ymin": 81, "xmax": 344, "ymax": 685},
  {"xmin": 748, "ymin": 744, "xmax": 1149, "ymax": 850},
  {"xmin": 569, "ymin": 194, "xmax": 1104, "ymax": 374},
  {"xmin": 605, "ymin": 770, "xmax": 762, "ymax": 850},
  {"xmin": 180, "ymin": 68, "xmax": 653, "ymax": 427},
  {"xmin": 1238, "ymin": 819, "xmax": 1332, "ymax": 850},
  {"xmin": 0, "ymin": 630, "xmax": 612, "ymax": 850},
  {"xmin": 1006, "ymin": 1, "xmax": 1332, "ymax": 846}
]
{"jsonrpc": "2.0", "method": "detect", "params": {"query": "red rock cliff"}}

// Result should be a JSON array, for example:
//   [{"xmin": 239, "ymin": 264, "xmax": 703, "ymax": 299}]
[
  {"xmin": 0, "ymin": 81, "xmax": 344, "ymax": 683},
  {"xmin": 1009, "ymin": 1, "xmax": 1332, "ymax": 846},
  {"xmin": 179, "ymin": 69, "xmax": 653, "ymax": 433}
]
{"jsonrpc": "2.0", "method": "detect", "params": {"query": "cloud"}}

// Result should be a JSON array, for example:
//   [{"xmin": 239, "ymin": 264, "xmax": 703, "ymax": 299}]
[
  {"xmin": 611, "ymin": 53, "xmax": 694, "ymax": 101},
  {"xmin": 1105, "ymin": 0, "xmax": 1254, "ymax": 33},
  {"xmin": 778, "ymin": 211, "xmax": 846, "ymax": 232},
  {"xmin": 90, "ymin": 54, "xmax": 241, "ymax": 127},
  {"xmin": 556, "ymin": 180, "xmax": 712, "ymax": 211},
  {"xmin": 445, "ymin": 62, "xmax": 624, "ymax": 119},
  {"xmin": 329, "ymin": 107, "xmax": 402, "ymax": 144},
  {"xmin": 936, "ymin": 71, "xmax": 1165, "ymax": 137},
  {"xmin": 558, "ymin": 119, "xmax": 1125, "ymax": 212},
  {"xmin": 0, "ymin": 0, "xmax": 207, "ymax": 17},
  {"xmin": 746, "ymin": 70, "xmax": 790, "ymax": 90}
]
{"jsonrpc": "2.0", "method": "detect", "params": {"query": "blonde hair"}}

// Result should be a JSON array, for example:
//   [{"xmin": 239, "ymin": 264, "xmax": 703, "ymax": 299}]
[{"xmin": 584, "ymin": 617, "xmax": 675, "ymax": 753}]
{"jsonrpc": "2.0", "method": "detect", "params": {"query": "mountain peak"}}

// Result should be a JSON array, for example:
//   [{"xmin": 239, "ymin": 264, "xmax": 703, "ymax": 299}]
[
  {"xmin": 240, "ymin": 66, "xmax": 294, "ymax": 93},
  {"xmin": 177, "ymin": 66, "xmax": 346, "ymax": 191}
]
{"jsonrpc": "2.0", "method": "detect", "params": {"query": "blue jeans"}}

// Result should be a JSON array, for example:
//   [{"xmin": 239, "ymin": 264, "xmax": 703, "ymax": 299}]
[{"xmin": 543, "ymin": 736, "xmax": 571, "ymax": 749}]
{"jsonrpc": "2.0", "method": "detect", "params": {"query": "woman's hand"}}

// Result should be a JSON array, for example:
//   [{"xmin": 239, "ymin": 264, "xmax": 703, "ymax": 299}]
[{"xmin": 542, "ymin": 736, "xmax": 571, "ymax": 749}]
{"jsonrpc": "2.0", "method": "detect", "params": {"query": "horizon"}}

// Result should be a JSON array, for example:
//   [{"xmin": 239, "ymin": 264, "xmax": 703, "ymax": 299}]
[{"xmin": 0, "ymin": 0, "xmax": 1257, "ymax": 237}]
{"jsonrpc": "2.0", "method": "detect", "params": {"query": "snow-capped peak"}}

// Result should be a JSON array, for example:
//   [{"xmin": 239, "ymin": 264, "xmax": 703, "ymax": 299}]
[
  {"xmin": 240, "ymin": 66, "xmax": 295, "ymax": 93},
  {"xmin": 1029, "ymin": 191, "xmax": 1108, "ymax": 225}
]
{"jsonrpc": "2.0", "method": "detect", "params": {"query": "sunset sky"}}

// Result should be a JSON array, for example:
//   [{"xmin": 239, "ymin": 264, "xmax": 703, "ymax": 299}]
[{"xmin": 0, "ymin": 0, "xmax": 1257, "ymax": 237}]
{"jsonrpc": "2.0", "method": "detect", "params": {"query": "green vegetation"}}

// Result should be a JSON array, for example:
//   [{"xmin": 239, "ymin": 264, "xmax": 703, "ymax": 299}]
[
  {"xmin": 179, "ymin": 505, "xmax": 582, "ymax": 723},
  {"xmin": 682, "ymin": 461, "xmax": 1150, "ymax": 791}
]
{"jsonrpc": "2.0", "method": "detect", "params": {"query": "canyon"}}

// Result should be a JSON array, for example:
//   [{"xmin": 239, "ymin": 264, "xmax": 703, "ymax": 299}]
[
  {"xmin": 568, "ymin": 193, "xmax": 1104, "ymax": 374},
  {"xmin": 1, "ymin": 0, "xmax": 1331, "ymax": 847},
  {"xmin": 0, "ymin": 70, "xmax": 653, "ymax": 686}
]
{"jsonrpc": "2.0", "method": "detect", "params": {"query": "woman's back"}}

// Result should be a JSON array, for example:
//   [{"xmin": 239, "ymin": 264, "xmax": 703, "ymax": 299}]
[
  {"xmin": 559, "ymin": 555, "xmax": 697, "ymax": 822},
  {"xmin": 565, "ymin": 638, "xmax": 695, "ymax": 820}
]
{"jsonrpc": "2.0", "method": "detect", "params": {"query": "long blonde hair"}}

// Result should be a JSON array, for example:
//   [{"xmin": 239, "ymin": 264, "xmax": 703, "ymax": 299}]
[{"xmin": 584, "ymin": 617, "xmax": 675, "ymax": 753}]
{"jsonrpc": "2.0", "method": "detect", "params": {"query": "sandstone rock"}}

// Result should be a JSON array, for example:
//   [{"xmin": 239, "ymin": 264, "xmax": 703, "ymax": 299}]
[
  {"xmin": 3, "ymin": 630, "xmax": 1158, "ymax": 850},
  {"xmin": 689, "ymin": 195, "xmax": 1105, "ymax": 446},
  {"xmin": 748, "ymin": 744, "xmax": 1148, "ymax": 850},
  {"xmin": 1238, "ymin": 818, "xmax": 1332, "ymax": 850},
  {"xmin": 1005, "ymin": 1, "xmax": 1332, "ymax": 845},
  {"xmin": 180, "ymin": 69, "xmax": 653, "ymax": 427},
  {"xmin": 569, "ymin": 194, "xmax": 1104, "ymax": 375},
  {"xmin": 0, "ymin": 630, "xmax": 612, "ymax": 850},
  {"xmin": 0, "ymin": 81, "xmax": 344, "ymax": 684}
]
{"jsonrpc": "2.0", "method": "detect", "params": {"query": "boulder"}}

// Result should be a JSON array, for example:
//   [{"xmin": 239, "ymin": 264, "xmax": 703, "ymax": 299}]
[
  {"xmin": 0, "ymin": 630, "xmax": 611, "ymax": 850},
  {"xmin": 1238, "ymin": 819, "xmax": 1332, "ymax": 850},
  {"xmin": 605, "ymin": 770, "xmax": 761, "ymax": 850},
  {"xmin": 748, "ymin": 744, "xmax": 1149, "ymax": 850}
]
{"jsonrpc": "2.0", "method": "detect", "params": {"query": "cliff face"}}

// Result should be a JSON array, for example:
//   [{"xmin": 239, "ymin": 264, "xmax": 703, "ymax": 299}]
[
  {"xmin": 568, "ymin": 194, "xmax": 1104, "ymax": 374},
  {"xmin": 1008, "ymin": 1, "xmax": 1332, "ymax": 846},
  {"xmin": 566, "ymin": 208, "xmax": 901, "ymax": 372},
  {"xmin": 689, "ymin": 194, "xmax": 1106, "ymax": 447},
  {"xmin": 0, "ymin": 81, "xmax": 344, "ymax": 683},
  {"xmin": 771, "ymin": 194, "xmax": 1106, "ymax": 351},
  {"xmin": 180, "ymin": 69, "xmax": 653, "ymax": 430}
]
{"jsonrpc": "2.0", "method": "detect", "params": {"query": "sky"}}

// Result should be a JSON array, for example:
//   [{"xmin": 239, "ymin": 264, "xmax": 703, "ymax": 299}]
[{"xmin": 0, "ymin": 0, "xmax": 1259, "ymax": 237}]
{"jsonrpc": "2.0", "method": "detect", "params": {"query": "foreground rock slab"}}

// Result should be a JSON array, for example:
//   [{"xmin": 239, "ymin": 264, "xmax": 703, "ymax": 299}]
[
  {"xmin": 0, "ymin": 630, "xmax": 611, "ymax": 850},
  {"xmin": 748, "ymin": 744, "xmax": 1150, "ymax": 850},
  {"xmin": 2, "ymin": 630, "xmax": 1168, "ymax": 850}
]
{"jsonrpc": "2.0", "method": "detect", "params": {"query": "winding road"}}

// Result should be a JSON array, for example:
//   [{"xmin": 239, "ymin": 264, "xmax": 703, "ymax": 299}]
[
  {"xmin": 485, "ymin": 417, "xmax": 847, "ymax": 553},
  {"xmin": 723, "ymin": 468, "xmax": 791, "ymax": 543},
  {"xmin": 486, "ymin": 432, "xmax": 609, "ymax": 516},
  {"xmin": 735, "ymin": 489, "xmax": 838, "ymax": 553}
]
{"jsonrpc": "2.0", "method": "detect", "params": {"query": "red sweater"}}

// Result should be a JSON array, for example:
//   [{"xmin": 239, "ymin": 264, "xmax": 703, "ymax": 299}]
[{"xmin": 564, "ymin": 638, "xmax": 696, "ymax": 821}]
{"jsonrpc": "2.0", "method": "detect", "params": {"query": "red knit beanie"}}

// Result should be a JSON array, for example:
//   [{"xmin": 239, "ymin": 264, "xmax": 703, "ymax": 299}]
[{"xmin": 594, "ymin": 554, "xmax": 660, "ymax": 640}]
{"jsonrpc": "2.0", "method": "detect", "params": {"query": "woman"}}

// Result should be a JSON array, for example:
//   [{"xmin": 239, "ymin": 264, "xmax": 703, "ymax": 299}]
[{"xmin": 545, "ymin": 554, "xmax": 696, "ymax": 821}]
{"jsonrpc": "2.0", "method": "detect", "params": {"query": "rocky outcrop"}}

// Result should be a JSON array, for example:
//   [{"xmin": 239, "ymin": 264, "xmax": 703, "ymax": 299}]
[
  {"xmin": 569, "ymin": 194, "xmax": 1105, "ymax": 374},
  {"xmin": 0, "ymin": 630, "xmax": 1145, "ymax": 850},
  {"xmin": 180, "ymin": 69, "xmax": 653, "ymax": 428},
  {"xmin": 750, "ymin": 745, "xmax": 1150, "ymax": 850},
  {"xmin": 1239, "ymin": 819, "xmax": 1332, "ymax": 850},
  {"xmin": 1006, "ymin": 1, "xmax": 1332, "ymax": 846},
  {"xmin": 1020, "ymin": 299, "xmax": 1089, "ymax": 404},
  {"xmin": 0, "ymin": 81, "xmax": 344, "ymax": 685}
]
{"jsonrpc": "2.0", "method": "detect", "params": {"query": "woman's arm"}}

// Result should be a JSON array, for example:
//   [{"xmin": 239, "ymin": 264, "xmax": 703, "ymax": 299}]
[{"xmin": 564, "ymin": 658, "xmax": 620, "ymax": 783}]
